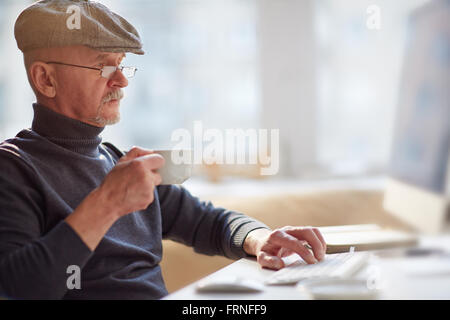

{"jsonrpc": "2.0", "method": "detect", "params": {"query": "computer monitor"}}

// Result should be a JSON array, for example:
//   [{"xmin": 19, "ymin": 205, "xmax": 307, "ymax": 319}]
[{"xmin": 383, "ymin": 0, "xmax": 450, "ymax": 234}]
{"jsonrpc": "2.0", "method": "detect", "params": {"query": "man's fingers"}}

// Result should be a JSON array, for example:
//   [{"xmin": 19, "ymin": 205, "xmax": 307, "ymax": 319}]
[
  {"xmin": 268, "ymin": 230, "xmax": 318, "ymax": 264},
  {"xmin": 153, "ymin": 172, "xmax": 163, "ymax": 186},
  {"xmin": 138, "ymin": 153, "xmax": 165, "ymax": 171},
  {"xmin": 257, "ymin": 251, "xmax": 284, "ymax": 270},
  {"xmin": 278, "ymin": 247, "xmax": 295, "ymax": 258},
  {"xmin": 121, "ymin": 146, "xmax": 155, "ymax": 161},
  {"xmin": 285, "ymin": 228, "xmax": 325, "ymax": 261},
  {"xmin": 312, "ymin": 227, "xmax": 327, "ymax": 254}
]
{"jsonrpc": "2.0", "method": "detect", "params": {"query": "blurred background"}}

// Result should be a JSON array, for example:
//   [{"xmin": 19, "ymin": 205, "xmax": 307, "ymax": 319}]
[{"xmin": 0, "ymin": 0, "xmax": 435, "ymax": 197}]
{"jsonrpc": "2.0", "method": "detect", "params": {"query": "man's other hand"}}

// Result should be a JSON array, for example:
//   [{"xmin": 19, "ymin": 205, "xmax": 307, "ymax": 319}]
[{"xmin": 243, "ymin": 226, "xmax": 327, "ymax": 270}]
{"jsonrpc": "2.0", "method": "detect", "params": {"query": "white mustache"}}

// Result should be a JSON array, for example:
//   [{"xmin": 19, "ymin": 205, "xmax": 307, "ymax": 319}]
[{"xmin": 102, "ymin": 90, "xmax": 124, "ymax": 104}]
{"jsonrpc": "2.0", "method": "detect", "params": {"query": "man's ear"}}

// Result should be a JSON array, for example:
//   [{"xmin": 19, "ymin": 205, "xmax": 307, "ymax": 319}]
[{"xmin": 29, "ymin": 62, "xmax": 57, "ymax": 98}]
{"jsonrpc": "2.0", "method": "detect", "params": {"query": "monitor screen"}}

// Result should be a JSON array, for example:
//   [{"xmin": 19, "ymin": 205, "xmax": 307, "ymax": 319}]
[{"xmin": 389, "ymin": 0, "xmax": 449, "ymax": 195}]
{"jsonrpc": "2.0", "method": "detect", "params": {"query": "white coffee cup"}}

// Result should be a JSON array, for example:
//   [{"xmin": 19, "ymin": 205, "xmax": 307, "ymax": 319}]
[{"xmin": 154, "ymin": 149, "xmax": 192, "ymax": 185}]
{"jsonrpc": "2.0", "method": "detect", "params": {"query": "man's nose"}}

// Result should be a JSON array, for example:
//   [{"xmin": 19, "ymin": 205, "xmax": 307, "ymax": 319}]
[{"xmin": 107, "ymin": 69, "xmax": 128, "ymax": 88}]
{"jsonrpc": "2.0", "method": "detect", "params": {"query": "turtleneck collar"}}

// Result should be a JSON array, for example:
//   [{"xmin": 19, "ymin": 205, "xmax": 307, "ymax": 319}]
[{"xmin": 31, "ymin": 103, "xmax": 105, "ymax": 157}]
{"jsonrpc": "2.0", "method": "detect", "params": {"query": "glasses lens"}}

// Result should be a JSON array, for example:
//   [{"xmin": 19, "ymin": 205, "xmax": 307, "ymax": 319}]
[
  {"xmin": 101, "ymin": 66, "xmax": 117, "ymax": 79},
  {"xmin": 121, "ymin": 67, "xmax": 137, "ymax": 78}
]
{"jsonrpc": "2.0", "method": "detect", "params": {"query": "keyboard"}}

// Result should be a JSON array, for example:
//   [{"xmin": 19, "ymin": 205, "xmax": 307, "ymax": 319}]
[{"xmin": 265, "ymin": 252, "xmax": 370, "ymax": 285}]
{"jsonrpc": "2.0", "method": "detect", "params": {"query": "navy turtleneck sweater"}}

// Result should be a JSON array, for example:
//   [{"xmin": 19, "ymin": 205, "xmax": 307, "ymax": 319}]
[{"xmin": 0, "ymin": 104, "xmax": 269, "ymax": 300}]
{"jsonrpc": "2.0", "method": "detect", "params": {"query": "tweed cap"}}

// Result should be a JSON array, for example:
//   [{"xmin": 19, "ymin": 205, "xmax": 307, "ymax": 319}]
[{"xmin": 14, "ymin": 0, "xmax": 144, "ymax": 54}]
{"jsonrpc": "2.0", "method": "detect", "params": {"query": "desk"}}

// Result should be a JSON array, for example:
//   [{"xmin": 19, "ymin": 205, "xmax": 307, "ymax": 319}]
[{"xmin": 165, "ymin": 235, "xmax": 450, "ymax": 300}]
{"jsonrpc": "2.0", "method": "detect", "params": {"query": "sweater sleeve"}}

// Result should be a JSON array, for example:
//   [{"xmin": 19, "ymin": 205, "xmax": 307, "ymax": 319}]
[
  {"xmin": 158, "ymin": 184, "xmax": 270, "ymax": 260},
  {"xmin": 0, "ymin": 150, "xmax": 93, "ymax": 300}
]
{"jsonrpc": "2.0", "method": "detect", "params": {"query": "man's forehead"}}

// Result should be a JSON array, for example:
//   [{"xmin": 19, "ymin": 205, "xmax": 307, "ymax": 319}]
[
  {"xmin": 66, "ymin": 45, "xmax": 126, "ymax": 63},
  {"xmin": 93, "ymin": 52, "xmax": 126, "ymax": 61}
]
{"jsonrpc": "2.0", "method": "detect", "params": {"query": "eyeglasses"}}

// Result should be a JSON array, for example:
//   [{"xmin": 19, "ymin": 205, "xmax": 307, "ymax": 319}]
[{"xmin": 45, "ymin": 61, "xmax": 138, "ymax": 79}]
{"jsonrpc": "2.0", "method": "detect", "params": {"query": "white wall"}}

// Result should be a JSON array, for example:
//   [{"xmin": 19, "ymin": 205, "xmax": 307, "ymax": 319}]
[{"xmin": 257, "ymin": 0, "xmax": 319, "ymax": 177}]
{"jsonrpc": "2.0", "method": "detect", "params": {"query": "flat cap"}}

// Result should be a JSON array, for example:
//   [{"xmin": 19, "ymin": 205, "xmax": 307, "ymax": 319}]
[{"xmin": 14, "ymin": 0, "xmax": 144, "ymax": 54}]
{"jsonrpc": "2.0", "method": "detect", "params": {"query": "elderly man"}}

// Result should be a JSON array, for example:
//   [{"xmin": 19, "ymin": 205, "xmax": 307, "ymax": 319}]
[{"xmin": 0, "ymin": 0, "xmax": 326, "ymax": 300}]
